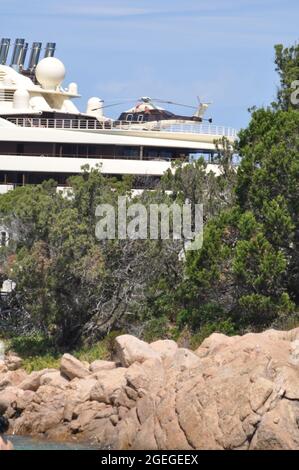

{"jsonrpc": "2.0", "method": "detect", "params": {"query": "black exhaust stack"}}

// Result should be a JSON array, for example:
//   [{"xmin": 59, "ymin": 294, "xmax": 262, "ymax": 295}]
[
  {"xmin": 44, "ymin": 42, "xmax": 56, "ymax": 58},
  {"xmin": 19, "ymin": 42, "xmax": 28, "ymax": 70},
  {"xmin": 11, "ymin": 38, "xmax": 25, "ymax": 70},
  {"xmin": 0, "ymin": 38, "xmax": 10, "ymax": 65},
  {"xmin": 28, "ymin": 42, "xmax": 42, "ymax": 71}
]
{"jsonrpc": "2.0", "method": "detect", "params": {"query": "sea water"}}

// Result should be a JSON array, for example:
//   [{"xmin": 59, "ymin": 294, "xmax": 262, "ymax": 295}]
[{"xmin": 9, "ymin": 435, "xmax": 99, "ymax": 450}]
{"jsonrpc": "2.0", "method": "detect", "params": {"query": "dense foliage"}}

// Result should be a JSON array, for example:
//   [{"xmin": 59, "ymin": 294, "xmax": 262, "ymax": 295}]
[{"xmin": 0, "ymin": 42, "xmax": 298, "ymax": 350}]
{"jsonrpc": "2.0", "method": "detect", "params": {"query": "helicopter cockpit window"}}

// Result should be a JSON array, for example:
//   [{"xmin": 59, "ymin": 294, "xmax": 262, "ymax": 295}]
[
  {"xmin": 126, "ymin": 114, "xmax": 133, "ymax": 122},
  {"xmin": 137, "ymin": 115, "xmax": 143, "ymax": 122}
]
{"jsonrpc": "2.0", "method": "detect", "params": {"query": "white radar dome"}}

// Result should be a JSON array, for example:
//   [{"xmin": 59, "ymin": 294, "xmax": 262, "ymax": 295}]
[{"xmin": 35, "ymin": 57, "xmax": 66, "ymax": 90}]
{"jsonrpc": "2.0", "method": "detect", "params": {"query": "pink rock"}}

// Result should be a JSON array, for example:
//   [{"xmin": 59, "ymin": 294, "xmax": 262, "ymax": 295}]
[{"xmin": 60, "ymin": 354, "xmax": 90, "ymax": 380}]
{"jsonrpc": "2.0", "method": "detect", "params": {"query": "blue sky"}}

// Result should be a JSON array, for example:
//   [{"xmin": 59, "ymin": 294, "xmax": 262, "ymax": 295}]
[{"xmin": 1, "ymin": 0, "xmax": 298, "ymax": 129}]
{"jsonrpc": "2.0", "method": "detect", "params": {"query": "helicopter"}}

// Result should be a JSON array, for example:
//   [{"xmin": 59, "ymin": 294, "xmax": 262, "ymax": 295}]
[{"xmin": 91, "ymin": 96, "xmax": 213, "ymax": 130}]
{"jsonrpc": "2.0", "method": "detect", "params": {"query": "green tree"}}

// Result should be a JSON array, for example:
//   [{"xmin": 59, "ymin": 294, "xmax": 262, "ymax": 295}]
[
  {"xmin": 176, "ymin": 42, "xmax": 299, "ymax": 334},
  {"xmin": 274, "ymin": 43, "xmax": 299, "ymax": 110},
  {"xmin": 0, "ymin": 170, "xmax": 184, "ymax": 346}
]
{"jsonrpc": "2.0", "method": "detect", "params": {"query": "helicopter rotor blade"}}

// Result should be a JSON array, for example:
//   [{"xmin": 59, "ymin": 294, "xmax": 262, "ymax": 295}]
[
  {"xmin": 91, "ymin": 100, "xmax": 137, "ymax": 111},
  {"xmin": 151, "ymin": 99, "xmax": 197, "ymax": 110}
]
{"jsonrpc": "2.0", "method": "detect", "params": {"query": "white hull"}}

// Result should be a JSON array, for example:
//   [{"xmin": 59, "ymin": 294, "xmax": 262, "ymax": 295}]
[
  {"xmin": 0, "ymin": 154, "xmax": 221, "ymax": 177},
  {"xmin": 0, "ymin": 124, "xmax": 223, "ymax": 151}
]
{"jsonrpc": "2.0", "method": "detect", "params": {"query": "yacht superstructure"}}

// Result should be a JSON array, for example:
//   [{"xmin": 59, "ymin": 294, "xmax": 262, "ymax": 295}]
[{"xmin": 0, "ymin": 38, "xmax": 237, "ymax": 193}]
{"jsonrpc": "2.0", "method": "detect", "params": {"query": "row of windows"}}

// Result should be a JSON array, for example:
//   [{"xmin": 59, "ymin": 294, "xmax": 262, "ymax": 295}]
[{"xmin": 0, "ymin": 142, "xmax": 194, "ymax": 161}]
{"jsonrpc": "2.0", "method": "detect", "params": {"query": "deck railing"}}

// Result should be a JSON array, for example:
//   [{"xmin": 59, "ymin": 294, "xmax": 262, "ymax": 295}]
[{"xmin": 6, "ymin": 117, "xmax": 238, "ymax": 138}]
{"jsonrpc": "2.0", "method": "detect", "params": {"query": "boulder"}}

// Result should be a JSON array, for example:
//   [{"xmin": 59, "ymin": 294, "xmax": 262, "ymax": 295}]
[
  {"xmin": 73, "ymin": 377, "xmax": 98, "ymax": 402},
  {"xmin": 40, "ymin": 371, "xmax": 69, "ymax": 389},
  {"xmin": 150, "ymin": 340, "xmax": 178, "ymax": 359},
  {"xmin": 250, "ymin": 400, "xmax": 299, "ymax": 449},
  {"xmin": 12, "ymin": 384, "xmax": 68, "ymax": 435},
  {"xmin": 19, "ymin": 369, "xmax": 56, "ymax": 392},
  {"xmin": 70, "ymin": 401, "xmax": 115, "ymax": 434},
  {"xmin": 90, "ymin": 368, "xmax": 127, "ymax": 404},
  {"xmin": 165, "ymin": 348, "xmax": 201, "ymax": 371},
  {"xmin": 90, "ymin": 360, "xmax": 116, "ymax": 373},
  {"xmin": 6, "ymin": 328, "xmax": 299, "ymax": 450},
  {"xmin": 0, "ymin": 361, "xmax": 8, "ymax": 375},
  {"xmin": 111, "ymin": 329, "xmax": 299, "ymax": 450},
  {"xmin": 14, "ymin": 407, "xmax": 64, "ymax": 435},
  {"xmin": 126, "ymin": 358, "xmax": 164, "ymax": 394},
  {"xmin": 63, "ymin": 398, "xmax": 81, "ymax": 422},
  {"xmin": 60, "ymin": 354, "xmax": 90, "ymax": 380},
  {"xmin": 19, "ymin": 371, "xmax": 43, "ymax": 392},
  {"xmin": 5, "ymin": 354, "xmax": 23, "ymax": 371},
  {"xmin": 0, "ymin": 386, "xmax": 19, "ymax": 413},
  {"xmin": 0, "ymin": 369, "xmax": 27, "ymax": 390},
  {"xmin": 15, "ymin": 390, "xmax": 36, "ymax": 411},
  {"xmin": 35, "ymin": 384, "xmax": 66, "ymax": 408},
  {"xmin": 197, "ymin": 333, "xmax": 239, "ymax": 355},
  {"xmin": 249, "ymin": 377, "xmax": 274, "ymax": 412},
  {"xmin": 275, "ymin": 365, "xmax": 299, "ymax": 400},
  {"xmin": 114, "ymin": 335, "xmax": 161, "ymax": 367},
  {"xmin": 289, "ymin": 339, "xmax": 299, "ymax": 365}
]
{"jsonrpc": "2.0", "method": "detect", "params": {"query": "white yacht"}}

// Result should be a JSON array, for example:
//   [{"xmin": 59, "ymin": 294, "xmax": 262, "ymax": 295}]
[{"xmin": 0, "ymin": 38, "xmax": 237, "ymax": 194}]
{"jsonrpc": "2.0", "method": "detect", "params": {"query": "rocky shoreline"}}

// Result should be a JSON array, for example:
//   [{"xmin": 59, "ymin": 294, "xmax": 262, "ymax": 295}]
[{"xmin": 1, "ymin": 330, "xmax": 299, "ymax": 449}]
